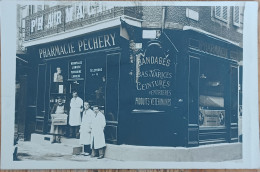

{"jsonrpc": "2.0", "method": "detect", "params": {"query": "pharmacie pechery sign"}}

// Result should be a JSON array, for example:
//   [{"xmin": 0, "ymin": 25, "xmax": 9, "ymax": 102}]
[
  {"xmin": 31, "ymin": 30, "xmax": 118, "ymax": 59},
  {"xmin": 134, "ymin": 41, "xmax": 174, "ymax": 109}
]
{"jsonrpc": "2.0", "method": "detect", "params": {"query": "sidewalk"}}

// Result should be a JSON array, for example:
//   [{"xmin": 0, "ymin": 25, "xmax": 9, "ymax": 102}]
[
  {"xmin": 16, "ymin": 134, "xmax": 242, "ymax": 162},
  {"xmin": 16, "ymin": 140, "xmax": 118, "ymax": 162}
]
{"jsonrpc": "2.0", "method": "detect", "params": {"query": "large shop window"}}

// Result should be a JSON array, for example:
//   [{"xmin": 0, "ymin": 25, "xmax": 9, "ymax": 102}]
[
  {"xmin": 85, "ymin": 53, "xmax": 120, "ymax": 122},
  {"xmin": 199, "ymin": 59, "xmax": 226, "ymax": 127},
  {"xmin": 85, "ymin": 55, "xmax": 106, "ymax": 113},
  {"xmin": 49, "ymin": 62, "xmax": 68, "ymax": 121}
]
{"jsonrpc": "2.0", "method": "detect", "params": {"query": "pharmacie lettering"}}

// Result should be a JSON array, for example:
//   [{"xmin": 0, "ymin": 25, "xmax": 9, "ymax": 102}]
[
  {"xmin": 39, "ymin": 43, "xmax": 75, "ymax": 58},
  {"xmin": 137, "ymin": 69, "xmax": 172, "ymax": 79},
  {"xmin": 135, "ymin": 97, "xmax": 171, "ymax": 106},
  {"xmin": 136, "ymin": 80, "xmax": 170, "ymax": 91},
  {"xmin": 78, "ymin": 33, "xmax": 116, "ymax": 52},
  {"xmin": 138, "ymin": 56, "xmax": 171, "ymax": 67},
  {"xmin": 38, "ymin": 33, "xmax": 116, "ymax": 58}
]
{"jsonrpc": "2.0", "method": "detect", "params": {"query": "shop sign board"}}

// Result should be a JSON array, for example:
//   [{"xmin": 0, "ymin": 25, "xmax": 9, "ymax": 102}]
[
  {"xmin": 199, "ymin": 109, "xmax": 225, "ymax": 127},
  {"xmin": 26, "ymin": 2, "xmax": 112, "ymax": 34},
  {"xmin": 28, "ymin": 29, "xmax": 119, "ymax": 59},
  {"xmin": 189, "ymin": 38, "xmax": 228, "ymax": 58}
]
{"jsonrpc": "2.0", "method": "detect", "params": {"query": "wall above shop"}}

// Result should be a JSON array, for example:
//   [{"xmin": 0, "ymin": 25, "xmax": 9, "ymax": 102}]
[{"xmin": 23, "ymin": 3, "xmax": 142, "ymax": 41}]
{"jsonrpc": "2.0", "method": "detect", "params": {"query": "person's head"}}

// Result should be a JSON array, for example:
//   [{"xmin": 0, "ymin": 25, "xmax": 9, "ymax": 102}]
[
  {"xmin": 84, "ymin": 102, "xmax": 90, "ymax": 110},
  {"xmin": 56, "ymin": 67, "xmax": 61, "ymax": 74},
  {"xmin": 92, "ymin": 105, "xmax": 99, "ymax": 114},
  {"xmin": 57, "ymin": 97, "xmax": 63, "ymax": 105},
  {"xmin": 72, "ymin": 91, "xmax": 78, "ymax": 98}
]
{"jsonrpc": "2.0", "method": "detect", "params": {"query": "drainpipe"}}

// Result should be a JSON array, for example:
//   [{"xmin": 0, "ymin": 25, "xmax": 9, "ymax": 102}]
[{"xmin": 162, "ymin": 6, "xmax": 166, "ymax": 32}]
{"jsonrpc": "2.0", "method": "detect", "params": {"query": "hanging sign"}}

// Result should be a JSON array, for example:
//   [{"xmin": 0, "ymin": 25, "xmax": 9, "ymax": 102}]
[{"xmin": 69, "ymin": 60, "xmax": 85, "ymax": 80}]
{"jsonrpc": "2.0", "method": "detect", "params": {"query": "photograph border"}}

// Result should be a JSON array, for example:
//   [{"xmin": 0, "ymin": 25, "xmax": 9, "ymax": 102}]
[{"xmin": 1, "ymin": 0, "xmax": 259, "ymax": 169}]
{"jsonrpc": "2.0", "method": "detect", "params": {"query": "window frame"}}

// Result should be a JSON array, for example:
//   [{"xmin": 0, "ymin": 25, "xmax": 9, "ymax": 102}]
[
  {"xmin": 233, "ymin": 6, "xmax": 241, "ymax": 27},
  {"xmin": 214, "ymin": 6, "xmax": 229, "ymax": 23}
]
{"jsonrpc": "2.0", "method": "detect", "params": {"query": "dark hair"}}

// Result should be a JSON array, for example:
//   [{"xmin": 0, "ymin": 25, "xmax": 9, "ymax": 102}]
[
  {"xmin": 92, "ymin": 105, "xmax": 99, "ymax": 109},
  {"xmin": 72, "ymin": 91, "xmax": 78, "ymax": 94}
]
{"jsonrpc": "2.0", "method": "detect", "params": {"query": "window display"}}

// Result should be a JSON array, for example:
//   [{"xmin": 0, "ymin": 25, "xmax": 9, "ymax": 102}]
[
  {"xmin": 199, "ymin": 59, "xmax": 226, "ymax": 127},
  {"xmin": 53, "ymin": 67, "xmax": 63, "ymax": 82}
]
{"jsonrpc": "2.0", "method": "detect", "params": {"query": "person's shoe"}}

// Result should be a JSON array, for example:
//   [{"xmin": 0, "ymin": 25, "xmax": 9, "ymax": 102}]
[
  {"xmin": 97, "ymin": 155, "xmax": 104, "ymax": 159},
  {"xmin": 57, "ymin": 137, "xmax": 61, "ymax": 143},
  {"xmin": 51, "ymin": 140, "xmax": 56, "ymax": 144},
  {"xmin": 91, "ymin": 154, "xmax": 97, "ymax": 158},
  {"xmin": 84, "ymin": 153, "xmax": 90, "ymax": 156}
]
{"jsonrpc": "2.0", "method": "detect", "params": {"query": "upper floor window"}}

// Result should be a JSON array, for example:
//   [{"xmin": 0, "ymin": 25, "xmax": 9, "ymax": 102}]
[
  {"xmin": 233, "ymin": 6, "xmax": 241, "ymax": 27},
  {"xmin": 28, "ymin": 5, "xmax": 35, "ymax": 15},
  {"xmin": 37, "ymin": 5, "xmax": 43, "ymax": 12},
  {"xmin": 215, "ymin": 6, "xmax": 229, "ymax": 22}
]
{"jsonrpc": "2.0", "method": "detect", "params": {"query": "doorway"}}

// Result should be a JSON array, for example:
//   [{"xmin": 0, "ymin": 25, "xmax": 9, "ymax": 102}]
[{"xmin": 67, "ymin": 80, "xmax": 85, "ymax": 102}]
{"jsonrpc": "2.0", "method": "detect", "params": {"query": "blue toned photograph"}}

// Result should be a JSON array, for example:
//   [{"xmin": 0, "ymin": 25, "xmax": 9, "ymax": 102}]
[{"xmin": 13, "ymin": 1, "xmax": 244, "ymax": 164}]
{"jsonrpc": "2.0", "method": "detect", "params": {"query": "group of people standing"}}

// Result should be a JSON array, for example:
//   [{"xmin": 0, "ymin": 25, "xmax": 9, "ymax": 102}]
[{"xmin": 50, "ymin": 91, "xmax": 106, "ymax": 159}]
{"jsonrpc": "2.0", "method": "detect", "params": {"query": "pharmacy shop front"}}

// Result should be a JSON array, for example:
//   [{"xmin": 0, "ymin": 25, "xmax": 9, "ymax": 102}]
[{"xmin": 26, "ymin": 28, "xmax": 242, "ymax": 147}]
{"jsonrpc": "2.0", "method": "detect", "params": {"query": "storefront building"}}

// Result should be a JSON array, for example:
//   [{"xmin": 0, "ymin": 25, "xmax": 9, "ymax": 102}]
[{"xmin": 16, "ymin": 4, "xmax": 243, "ymax": 147}]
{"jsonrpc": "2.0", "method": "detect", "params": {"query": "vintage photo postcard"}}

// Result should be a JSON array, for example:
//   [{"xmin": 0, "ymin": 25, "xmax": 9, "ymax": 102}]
[{"xmin": 1, "ymin": 0, "xmax": 259, "ymax": 169}]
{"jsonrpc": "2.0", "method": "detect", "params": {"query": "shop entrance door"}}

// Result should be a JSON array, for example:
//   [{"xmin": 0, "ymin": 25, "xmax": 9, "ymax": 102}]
[
  {"xmin": 35, "ymin": 64, "xmax": 47, "ymax": 133},
  {"xmin": 67, "ymin": 80, "xmax": 85, "ymax": 103}
]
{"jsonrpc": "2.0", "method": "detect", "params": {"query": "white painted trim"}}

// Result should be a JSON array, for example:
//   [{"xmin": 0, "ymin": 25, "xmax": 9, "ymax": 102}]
[
  {"xmin": 23, "ymin": 15, "xmax": 141, "ymax": 47},
  {"xmin": 183, "ymin": 26, "xmax": 240, "ymax": 47},
  {"xmin": 16, "ymin": 56, "xmax": 28, "ymax": 63}
]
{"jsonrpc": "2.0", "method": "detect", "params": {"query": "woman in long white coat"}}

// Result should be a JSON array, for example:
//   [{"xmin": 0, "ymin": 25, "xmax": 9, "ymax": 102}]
[
  {"xmin": 79, "ymin": 102, "xmax": 95, "ymax": 156},
  {"xmin": 91, "ymin": 106, "xmax": 106, "ymax": 159}
]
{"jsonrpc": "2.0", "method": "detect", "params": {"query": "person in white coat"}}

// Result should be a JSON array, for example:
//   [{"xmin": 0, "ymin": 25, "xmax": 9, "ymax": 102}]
[
  {"xmin": 69, "ymin": 91, "xmax": 83, "ymax": 138},
  {"xmin": 79, "ymin": 102, "xmax": 95, "ymax": 156},
  {"xmin": 91, "ymin": 105, "xmax": 106, "ymax": 159}
]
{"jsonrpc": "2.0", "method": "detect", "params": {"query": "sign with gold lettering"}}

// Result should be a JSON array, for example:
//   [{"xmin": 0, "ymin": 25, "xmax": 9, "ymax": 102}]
[{"xmin": 28, "ymin": 29, "xmax": 119, "ymax": 59}]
